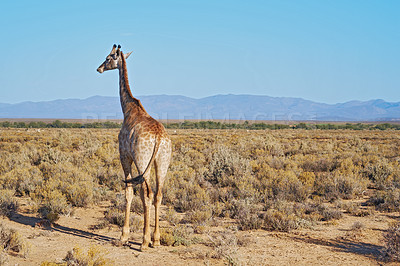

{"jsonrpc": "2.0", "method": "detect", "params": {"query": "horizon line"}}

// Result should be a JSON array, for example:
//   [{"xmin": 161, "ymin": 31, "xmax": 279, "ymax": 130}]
[{"xmin": 0, "ymin": 94, "xmax": 394, "ymax": 106}]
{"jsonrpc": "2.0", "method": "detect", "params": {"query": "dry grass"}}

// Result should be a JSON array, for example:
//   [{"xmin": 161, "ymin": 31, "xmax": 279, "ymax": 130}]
[{"xmin": 0, "ymin": 128, "xmax": 399, "ymax": 263}]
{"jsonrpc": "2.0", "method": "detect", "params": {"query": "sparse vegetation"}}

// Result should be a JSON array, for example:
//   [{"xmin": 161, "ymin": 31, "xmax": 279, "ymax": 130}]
[
  {"xmin": 2, "ymin": 120, "xmax": 400, "ymax": 130},
  {"xmin": 0, "ymin": 126, "xmax": 399, "ymax": 264}
]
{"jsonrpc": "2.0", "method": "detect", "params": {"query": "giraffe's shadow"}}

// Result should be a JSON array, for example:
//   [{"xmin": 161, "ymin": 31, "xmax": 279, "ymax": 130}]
[{"xmin": 9, "ymin": 212, "xmax": 142, "ymax": 252}]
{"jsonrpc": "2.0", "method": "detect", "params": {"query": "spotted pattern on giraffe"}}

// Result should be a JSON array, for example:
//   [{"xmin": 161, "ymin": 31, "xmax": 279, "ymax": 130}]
[{"xmin": 97, "ymin": 45, "xmax": 172, "ymax": 251}]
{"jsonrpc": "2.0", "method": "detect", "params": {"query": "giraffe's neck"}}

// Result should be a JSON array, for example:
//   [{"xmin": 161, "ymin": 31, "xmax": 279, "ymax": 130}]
[{"xmin": 118, "ymin": 53, "xmax": 144, "ymax": 116}]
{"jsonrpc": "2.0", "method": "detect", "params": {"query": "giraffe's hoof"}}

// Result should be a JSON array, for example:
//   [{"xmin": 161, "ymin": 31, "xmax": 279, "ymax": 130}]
[
  {"xmin": 111, "ymin": 239, "xmax": 124, "ymax": 247},
  {"xmin": 140, "ymin": 243, "xmax": 150, "ymax": 251},
  {"xmin": 152, "ymin": 240, "xmax": 161, "ymax": 247},
  {"xmin": 120, "ymin": 235, "xmax": 129, "ymax": 244}
]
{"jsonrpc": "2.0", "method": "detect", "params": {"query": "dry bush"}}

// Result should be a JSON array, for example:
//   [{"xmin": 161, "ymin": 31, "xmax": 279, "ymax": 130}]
[
  {"xmin": 61, "ymin": 245, "xmax": 112, "ymax": 266},
  {"xmin": 263, "ymin": 200, "xmax": 318, "ymax": 232},
  {"xmin": 1, "ymin": 127, "xmax": 400, "ymax": 236},
  {"xmin": 34, "ymin": 187, "xmax": 72, "ymax": 223},
  {"xmin": 160, "ymin": 225, "xmax": 194, "ymax": 247},
  {"xmin": 314, "ymin": 172, "xmax": 367, "ymax": 201},
  {"xmin": 0, "ymin": 189, "xmax": 18, "ymax": 217},
  {"xmin": 368, "ymin": 189, "xmax": 400, "ymax": 212},
  {"xmin": 186, "ymin": 206, "xmax": 212, "ymax": 233},
  {"xmin": 164, "ymin": 206, "xmax": 181, "ymax": 226},
  {"xmin": 0, "ymin": 223, "xmax": 30, "ymax": 258},
  {"xmin": 364, "ymin": 159, "xmax": 394, "ymax": 190},
  {"xmin": 315, "ymin": 204, "xmax": 343, "ymax": 221},
  {"xmin": 339, "ymin": 201, "xmax": 361, "ymax": 215},
  {"xmin": 345, "ymin": 221, "xmax": 365, "ymax": 240},
  {"xmin": 205, "ymin": 145, "xmax": 251, "ymax": 187},
  {"xmin": 164, "ymin": 166, "xmax": 210, "ymax": 212},
  {"xmin": 227, "ymin": 199, "xmax": 263, "ymax": 230},
  {"xmin": 207, "ymin": 230, "xmax": 240, "ymax": 265},
  {"xmin": 263, "ymin": 208, "xmax": 299, "ymax": 232},
  {"xmin": 384, "ymin": 221, "xmax": 400, "ymax": 262}
]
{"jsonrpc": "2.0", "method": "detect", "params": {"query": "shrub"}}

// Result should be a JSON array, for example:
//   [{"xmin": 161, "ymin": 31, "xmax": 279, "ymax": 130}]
[
  {"xmin": 0, "ymin": 223, "xmax": 30, "ymax": 258},
  {"xmin": 0, "ymin": 190, "xmax": 18, "ymax": 217},
  {"xmin": 228, "ymin": 199, "xmax": 263, "ymax": 230},
  {"xmin": 314, "ymin": 172, "xmax": 367, "ymax": 201},
  {"xmin": 104, "ymin": 208, "xmax": 125, "ymax": 227},
  {"xmin": 36, "ymin": 189, "xmax": 72, "ymax": 223},
  {"xmin": 186, "ymin": 206, "xmax": 212, "ymax": 232},
  {"xmin": 384, "ymin": 221, "xmax": 400, "ymax": 262},
  {"xmin": 345, "ymin": 221, "xmax": 365, "ymax": 240},
  {"xmin": 172, "ymin": 225, "xmax": 194, "ymax": 246},
  {"xmin": 160, "ymin": 225, "xmax": 194, "ymax": 247},
  {"xmin": 160, "ymin": 228, "xmax": 175, "ymax": 246},
  {"xmin": 263, "ymin": 200, "xmax": 321, "ymax": 232},
  {"xmin": 129, "ymin": 214, "xmax": 143, "ymax": 233},
  {"xmin": 317, "ymin": 204, "xmax": 343, "ymax": 221},
  {"xmin": 206, "ymin": 145, "xmax": 251, "ymax": 187},
  {"xmin": 164, "ymin": 206, "xmax": 181, "ymax": 226},
  {"xmin": 364, "ymin": 160, "xmax": 393, "ymax": 190},
  {"xmin": 167, "ymin": 179, "xmax": 210, "ymax": 212},
  {"xmin": 368, "ymin": 189, "xmax": 400, "ymax": 212},
  {"xmin": 63, "ymin": 245, "xmax": 112, "ymax": 266},
  {"xmin": 263, "ymin": 208, "xmax": 299, "ymax": 232},
  {"xmin": 207, "ymin": 230, "xmax": 240, "ymax": 265},
  {"xmin": 339, "ymin": 201, "xmax": 361, "ymax": 215}
]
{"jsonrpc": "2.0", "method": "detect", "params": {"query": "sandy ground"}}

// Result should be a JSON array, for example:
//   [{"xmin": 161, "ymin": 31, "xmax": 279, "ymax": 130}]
[{"xmin": 2, "ymin": 196, "xmax": 399, "ymax": 266}]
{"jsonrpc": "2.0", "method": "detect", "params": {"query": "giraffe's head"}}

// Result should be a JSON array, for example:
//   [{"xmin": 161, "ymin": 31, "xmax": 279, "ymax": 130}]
[{"xmin": 97, "ymin": 44, "xmax": 132, "ymax": 73}]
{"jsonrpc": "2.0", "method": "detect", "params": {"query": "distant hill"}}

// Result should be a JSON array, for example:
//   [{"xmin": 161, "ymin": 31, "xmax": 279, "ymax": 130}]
[{"xmin": 1, "ymin": 94, "xmax": 400, "ymax": 121}]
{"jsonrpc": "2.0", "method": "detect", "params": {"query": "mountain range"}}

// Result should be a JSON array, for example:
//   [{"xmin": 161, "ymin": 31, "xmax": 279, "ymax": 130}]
[{"xmin": 1, "ymin": 94, "xmax": 400, "ymax": 121}]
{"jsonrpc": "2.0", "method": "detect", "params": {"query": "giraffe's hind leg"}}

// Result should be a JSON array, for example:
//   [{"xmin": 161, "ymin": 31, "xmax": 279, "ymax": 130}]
[
  {"xmin": 153, "ymin": 145, "xmax": 171, "ymax": 247},
  {"xmin": 140, "ymin": 172, "xmax": 153, "ymax": 251},
  {"xmin": 120, "ymin": 156, "xmax": 134, "ymax": 243}
]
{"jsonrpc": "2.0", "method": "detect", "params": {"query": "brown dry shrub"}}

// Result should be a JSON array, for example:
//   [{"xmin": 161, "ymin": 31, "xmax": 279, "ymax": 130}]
[
  {"xmin": 364, "ymin": 159, "xmax": 396, "ymax": 190},
  {"xmin": 160, "ymin": 225, "xmax": 194, "ymax": 247},
  {"xmin": 205, "ymin": 145, "xmax": 251, "ymax": 187},
  {"xmin": 263, "ymin": 200, "xmax": 317, "ymax": 232},
  {"xmin": 207, "ymin": 230, "xmax": 240, "ymax": 265},
  {"xmin": 384, "ymin": 221, "xmax": 400, "ymax": 262},
  {"xmin": 314, "ymin": 172, "xmax": 367, "ymax": 201},
  {"xmin": 62, "ymin": 245, "xmax": 112, "ymax": 266},
  {"xmin": 0, "ymin": 190, "xmax": 18, "ymax": 218},
  {"xmin": 186, "ymin": 206, "xmax": 212, "ymax": 232},
  {"xmin": 0, "ymin": 223, "xmax": 30, "ymax": 258},
  {"xmin": 368, "ymin": 189, "xmax": 400, "ymax": 212},
  {"xmin": 228, "ymin": 199, "xmax": 263, "ymax": 230},
  {"xmin": 36, "ymin": 189, "xmax": 72, "ymax": 223}
]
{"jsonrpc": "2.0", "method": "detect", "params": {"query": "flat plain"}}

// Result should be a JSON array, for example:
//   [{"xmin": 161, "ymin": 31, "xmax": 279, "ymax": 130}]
[{"xmin": 1, "ymin": 128, "xmax": 400, "ymax": 265}]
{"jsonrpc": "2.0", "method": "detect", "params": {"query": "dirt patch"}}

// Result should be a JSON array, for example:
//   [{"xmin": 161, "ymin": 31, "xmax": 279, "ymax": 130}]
[{"xmin": 1, "ymin": 197, "xmax": 397, "ymax": 265}]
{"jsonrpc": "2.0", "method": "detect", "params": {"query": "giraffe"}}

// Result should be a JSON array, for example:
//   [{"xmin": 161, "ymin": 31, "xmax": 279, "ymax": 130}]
[{"xmin": 97, "ymin": 44, "xmax": 172, "ymax": 250}]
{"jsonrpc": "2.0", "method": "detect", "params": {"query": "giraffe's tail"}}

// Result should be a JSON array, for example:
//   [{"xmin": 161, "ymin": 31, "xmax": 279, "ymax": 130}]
[{"xmin": 123, "ymin": 135, "xmax": 160, "ymax": 185}]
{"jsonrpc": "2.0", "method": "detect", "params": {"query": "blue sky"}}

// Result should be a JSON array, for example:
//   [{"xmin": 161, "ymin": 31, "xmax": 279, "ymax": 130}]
[{"xmin": 0, "ymin": 0, "xmax": 399, "ymax": 104}]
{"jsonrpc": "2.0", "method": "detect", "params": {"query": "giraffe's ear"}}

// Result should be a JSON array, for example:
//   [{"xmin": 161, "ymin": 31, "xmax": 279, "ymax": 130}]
[{"xmin": 124, "ymin": 51, "xmax": 133, "ymax": 59}]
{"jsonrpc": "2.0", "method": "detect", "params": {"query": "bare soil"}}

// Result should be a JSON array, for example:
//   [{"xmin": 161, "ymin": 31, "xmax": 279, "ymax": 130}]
[{"xmin": 2, "ymin": 195, "xmax": 399, "ymax": 266}]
